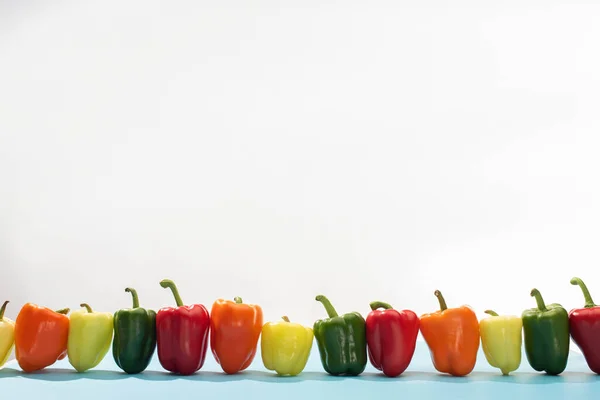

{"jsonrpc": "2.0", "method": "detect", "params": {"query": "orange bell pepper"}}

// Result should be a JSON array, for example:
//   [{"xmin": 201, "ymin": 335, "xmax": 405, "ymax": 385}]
[
  {"xmin": 14, "ymin": 303, "xmax": 70, "ymax": 373},
  {"xmin": 420, "ymin": 290, "xmax": 480, "ymax": 376},
  {"xmin": 210, "ymin": 297, "xmax": 263, "ymax": 374}
]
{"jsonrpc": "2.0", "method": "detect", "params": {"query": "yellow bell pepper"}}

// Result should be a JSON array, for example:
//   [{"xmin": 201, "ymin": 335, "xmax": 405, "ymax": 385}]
[
  {"xmin": 261, "ymin": 316, "xmax": 314, "ymax": 376},
  {"xmin": 67, "ymin": 303, "xmax": 114, "ymax": 372},
  {"xmin": 480, "ymin": 309, "xmax": 523, "ymax": 375},
  {"xmin": 0, "ymin": 301, "xmax": 15, "ymax": 368}
]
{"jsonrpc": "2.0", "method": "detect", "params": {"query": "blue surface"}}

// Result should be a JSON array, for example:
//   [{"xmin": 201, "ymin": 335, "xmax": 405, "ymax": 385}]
[{"xmin": 1, "ymin": 342, "xmax": 599, "ymax": 399}]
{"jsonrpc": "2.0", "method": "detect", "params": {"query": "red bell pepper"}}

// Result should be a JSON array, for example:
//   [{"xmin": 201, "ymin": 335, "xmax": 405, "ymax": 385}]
[
  {"xmin": 569, "ymin": 277, "xmax": 600, "ymax": 374},
  {"xmin": 365, "ymin": 301, "xmax": 420, "ymax": 377},
  {"xmin": 156, "ymin": 279, "xmax": 210, "ymax": 375}
]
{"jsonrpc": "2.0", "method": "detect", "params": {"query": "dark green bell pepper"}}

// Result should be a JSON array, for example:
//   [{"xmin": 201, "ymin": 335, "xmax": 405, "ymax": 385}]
[
  {"xmin": 522, "ymin": 288, "xmax": 570, "ymax": 375},
  {"xmin": 113, "ymin": 287, "xmax": 157, "ymax": 374},
  {"xmin": 313, "ymin": 295, "xmax": 367, "ymax": 376}
]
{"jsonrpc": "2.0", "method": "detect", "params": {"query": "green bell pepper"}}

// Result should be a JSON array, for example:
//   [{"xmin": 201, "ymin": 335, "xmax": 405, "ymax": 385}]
[
  {"xmin": 313, "ymin": 295, "xmax": 367, "ymax": 376},
  {"xmin": 113, "ymin": 288, "xmax": 157, "ymax": 374},
  {"xmin": 522, "ymin": 288, "xmax": 570, "ymax": 375}
]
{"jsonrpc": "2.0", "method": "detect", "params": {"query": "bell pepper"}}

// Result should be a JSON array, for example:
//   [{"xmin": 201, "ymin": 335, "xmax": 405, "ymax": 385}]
[
  {"xmin": 479, "ymin": 310, "xmax": 522, "ymax": 375},
  {"xmin": 313, "ymin": 295, "xmax": 367, "ymax": 376},
  {"xmin": 0, "ymin": 301, "xmax": 15, "ymax": 368},
  {"xmin": 261, "ymin": 316, "xmax": 314, "ymax": 376},
  {"xmin": 67, "ymin": 303, "xmax": 114, "ymax": 372},
  {"xmin": 365, "ymin": 301, "xmax": 419, "ymax": 377},
  {"xmin": 420, "ymin": 290, "xmax": 480, "ymax": 377},
  {"xmin": 210, "ymin": 297, "xmax": 263, "ymax": 374},
  {"xmin": 157, "ymin": 279, "xmax": 210, "ymax": 375},
  {"xmin": 522, "ymin": 288, "xmax": 570, "ymax": 375},
  {"xmin": 569, "ymin": 277, "xmax": 600, "ymax": 373},
  {"xmin": 113, "ymin": 287, "xmax": 157, "ymax": 374},
  {"xmin": 14, "ymin": 303, "xmax": 70, "ymax": 373}
]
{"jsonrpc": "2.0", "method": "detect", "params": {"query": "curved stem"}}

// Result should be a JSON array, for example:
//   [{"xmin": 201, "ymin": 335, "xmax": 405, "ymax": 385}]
[
  {"xmin": 160, "ymin": 279, "xmax": 184, "ymax": 307},
  {"xmin": 370, "ymin": 301, "xmax": 393, "ymax": 310},
  {"xmin": 315, "ymin": 295, "xmax": 338, "ymax": 318},
  {"xmin": 571, "ymin": 277, "xmax": 596, "ymax": 308},
  {"xmin": 0, "ymin": 301, "xmax": 8, "ymax": 319},
  {"xmin": 55, "ymin": 308, "xmax": 70, "ymax": 314},
  {"xmin": 234, "ymin": 297, "xmax": 243, "ymax": 304},
  {"xmin": 282, "ymin": 316, "xmax": 290, "ymax": 322},
  {"xmin": 485, "ymin": 310, "xmax": 499, "ymax": 316},
  {"xmin": 434, "ymin": 290, "xmax": 448, "ymax": 311},
  {"xmin": 125, "ymin": 287, "xmax": 140, "ymax": 308},
  {"xmin": 530, "ymin": 288, "xmax": 547, "ymax": 311},
  {"xmin": 80, "ymin": 303, "xmax": 93, "ymax": 313}
]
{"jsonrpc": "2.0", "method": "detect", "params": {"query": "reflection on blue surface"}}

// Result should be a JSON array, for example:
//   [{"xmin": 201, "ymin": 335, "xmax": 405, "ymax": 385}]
[{"xmin": 1, "ymin": 342, "xmax": 599, "ymax": 399}]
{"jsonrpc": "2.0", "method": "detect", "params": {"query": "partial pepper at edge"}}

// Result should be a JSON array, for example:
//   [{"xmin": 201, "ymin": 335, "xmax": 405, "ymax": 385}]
[
  {"xmin": 0, "ymin": 301, "xmax": 15, "ymax": 368},
  {"xmin": 261, "ymin": 316, "xmax": 314, "ymax": 376},
  {"xmin": 420, "ymin": 290, "xmax": 480, "ymax": 376},
  {"xmin": 112, "ymin": 288, "xmax": 157, "ymax": 374},
  {"xmin": 67, "ymin": 303, "xmax": 114, "ymax": 372},
  {"xmin": 522, "ymin": 288, "xmax": 569, "ymax": 375},
  {"xmin": 14, "ymin": 303, "xmax": 70, "ymax": 373},
  {"xmin": 569, "ymin": 277, "xmax": 600, "ymax": 374},
  {"xmin": 157, "ymin": 279, "xmax": 210, "ymax": 375},
  {"xmin": 313, "ymin": 295, "xmax": 367, "ymax": 376},
  {"xmin": 479, "ymin": 310, "xmax": 522, "ymax": 375},
  {"xmin": 366, "ymin": 301, "xmax": 419, "ymax": 377}
]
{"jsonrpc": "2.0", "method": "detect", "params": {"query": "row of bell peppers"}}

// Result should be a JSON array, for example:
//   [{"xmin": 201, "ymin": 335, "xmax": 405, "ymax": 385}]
[{"xmin": 0, "ymin": 277, "xmax": 599, "ymax": 377}]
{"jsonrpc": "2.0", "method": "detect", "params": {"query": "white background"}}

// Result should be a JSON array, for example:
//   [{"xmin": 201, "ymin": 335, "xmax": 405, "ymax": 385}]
[{"xmin": 1, "ymin": 0, "xmax": 600, "ymax": 334}]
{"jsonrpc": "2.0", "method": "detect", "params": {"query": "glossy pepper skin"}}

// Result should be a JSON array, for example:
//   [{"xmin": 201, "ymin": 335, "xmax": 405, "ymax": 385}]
[
  {"xmin": 0, "ymin": 301, "xmax": 15, "ymax": 368},
  {"xmin": 67, "ymin": 303, "xmax": 114, "ymax": 372},
  {"xmin": 313, "ymin": 295, "xmax": 367, "ymax": 376},
  {"xmin": 157, "ymin": 279, "xmax": 210, "ymax": 375},
  {"xmin": 522, "ymin": 288, "xmax": 570, "ymax": 375},
  {"xmin": 14, "ymin": 303, "xmax": 70, "ymax": 373},
  {"xmin": 479, "ymin": 310, "xmax": 522, "ymax": 375},
  {"xmin": 261, "ymin": 316, "xmax": 314, "ymax": 376},
  {"xmin": 366, "ymin": 301, "xmax": 419, "ymax": 377},
  {"xmin": 569, "ymin": 277, "xmax": 600, "ymax": 373},
  {"xmin": 210, "ymin": 297, "xmax": 263, "ymax": 374},
  {"xmin": 113, "ymin": 288, "xmax": 157, "ymax": 374},
  {"xmin": 420, "ymin": 290, "xmax": 480, "ymax": 377}
]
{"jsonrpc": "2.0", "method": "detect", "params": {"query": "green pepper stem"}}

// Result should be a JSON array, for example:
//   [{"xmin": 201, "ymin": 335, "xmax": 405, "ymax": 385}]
[
  {"xmin": 370, "ymin": 301, "xmax": 393, "ymax": 310},
  {"xmin": 80, "ymin": 303, "xmax": 93, "ymax": 313},
  {"xmin": 55, "ymin": 308, "xmax": 70, "ymax": 314},
  {"xmin": 125, "ymin": 287, "xmax": 140, "ymax": 308},
  {"xmin": 570, "ymin": 277, "xmax": 596, "ymax": 308},
  {"xmin": 315, "ymin": 295, "xmax": 339, "ymax": 318},
  {"xmin": 282, "ymin": 316, "xmax": 290, "ymax": 322},
  {"xmin": 485, "ymin": 310, "xmax": 499, "ymax": 316},
  {"xmin": 234, "ymin": 297, "xmax": 243, "ymax": 304},
  {"xmin": 160, "ymin": 279, "xmax": 184, "ymax": 307},
  {"xmin": 434, "ymin": 290, "xmax": 448, "ymax": 311},
  {"xmin": 530, "ymin": 288, "xmax": 547, "ymax": 312},
  {"xmin": 0, "ymin": 301, "xmax": 8, "ymax": 319}
]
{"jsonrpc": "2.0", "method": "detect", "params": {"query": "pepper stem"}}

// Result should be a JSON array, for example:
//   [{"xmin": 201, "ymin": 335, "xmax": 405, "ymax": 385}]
[
  {"xmin": 125, "ymin": 287, "xmax": 140, "ymax": 308},
  {"xmin": 370, "ymin": 301, "xmax": 393, "ymax": 310},
  {"xmin": 0, "ymin": 301, "xmax": 8, "ymax": 319},
  {"xmin": 282, "ymin": 316, "xmax": 290, "ymax": 322},
  {"xmin": 570, "ymin": 277, "xmax": 596, "ymax": 308},
  {"xmin": 55, "ymin": 308, "xmax": 70, "ymax": 314},
  {"xmin": 434, "ymin": 290, "xmax": 448, "ymax": 311},
  {"xmin": 530, "ymin": 288, "xmax": 547, "ymax": 312},
  {"xmin": 234, "ymin": 297, "xmax": 243, "ymax": 304},
  {"xmin": 80, "ymin": 303, "xmax": 93, "ymax": 313},
  {"xmin": 315, "ymin": 295, "xmax": 339, "ymax": 318},
  {"xmin": 485, "ymin": 310, "xmax": 499, "ymax": 316},
  {"xmin": 160, "ymin": 279, "xmax": 184, "ymax": 307}
]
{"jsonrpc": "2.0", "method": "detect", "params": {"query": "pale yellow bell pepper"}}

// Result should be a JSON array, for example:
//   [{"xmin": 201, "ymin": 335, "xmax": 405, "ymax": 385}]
[
  {"xmin": 480, "ymin": 310, "xmax": 523, "ymax": 375},
  {"xmin": 67, "ymin": 303, "xmax": 114, "ymax": 372},
  {"xmin": 261, "ymin": 316, "xmax": 313, "ymax": 376},
  {"xmin": 0, "ymin": 301, "xmax": 15, "ymax": 368}
]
